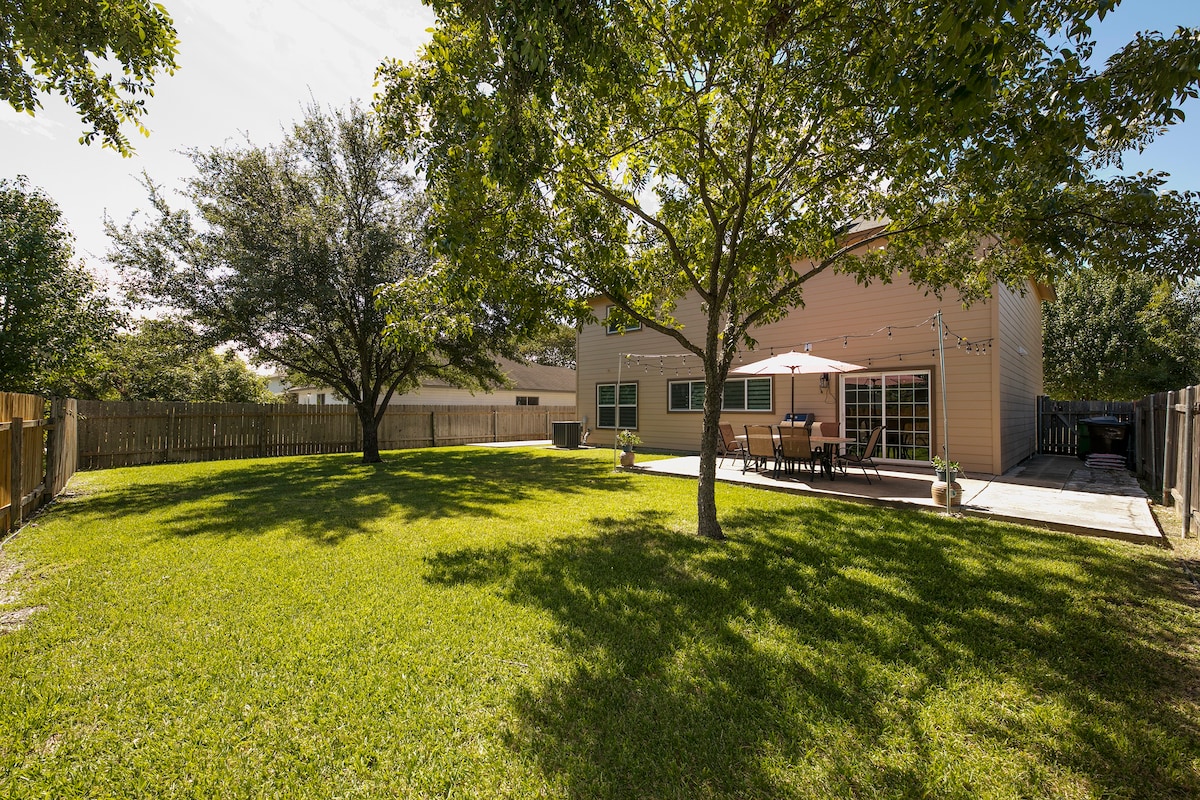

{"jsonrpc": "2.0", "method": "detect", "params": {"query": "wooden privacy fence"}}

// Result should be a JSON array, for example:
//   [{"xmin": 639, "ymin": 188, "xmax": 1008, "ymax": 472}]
[
  {"xmin": 76, "ymin": 401, "xmax": 579, "ymax": 470},
  {"xmin": 1036, "ymin": 397, "xmax": 1135, "ymax": 455},
  {"xmin": 1155, "ymin": 385, "xmax": 1199, "ymax": 539},
  {"xmin": 2, "ymin": 393, "xmax": 78, "ymax": 534}
]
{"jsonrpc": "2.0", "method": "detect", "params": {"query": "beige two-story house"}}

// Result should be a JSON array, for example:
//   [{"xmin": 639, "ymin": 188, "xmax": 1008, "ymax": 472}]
[{"xmin": 577, "ymin": 267, "xmax": 1052, "ymax": 477}]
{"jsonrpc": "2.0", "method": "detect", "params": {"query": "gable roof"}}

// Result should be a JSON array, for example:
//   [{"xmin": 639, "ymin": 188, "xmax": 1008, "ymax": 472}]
[
  {"xmin": 409, "ymin": 357, "xmax": 576, "ymax": 393},
  {"xmin": 282, "ymin": 358, "xmax": 575, "ymax": 396}
]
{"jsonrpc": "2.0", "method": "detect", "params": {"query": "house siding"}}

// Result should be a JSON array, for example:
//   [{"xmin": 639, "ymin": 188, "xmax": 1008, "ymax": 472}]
[
  {"xmin": 995, "ymin": 280, "xmax": 1046, "ymax": 472},
  {"xmin": 579, "ymin": 266, "xmax": 1043, "ymax": 476}
]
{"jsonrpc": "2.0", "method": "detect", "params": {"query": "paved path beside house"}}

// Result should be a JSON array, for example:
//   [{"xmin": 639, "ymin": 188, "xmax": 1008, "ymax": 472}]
[{"xmin": 631, "ymin": 453, "xmax": 1162, "ymax": 545}]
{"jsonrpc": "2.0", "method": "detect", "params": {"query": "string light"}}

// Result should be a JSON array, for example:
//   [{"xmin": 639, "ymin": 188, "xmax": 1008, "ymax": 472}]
[{"xmin": 615, "ymin": 314, "xmax": 992, "ymax": 376}]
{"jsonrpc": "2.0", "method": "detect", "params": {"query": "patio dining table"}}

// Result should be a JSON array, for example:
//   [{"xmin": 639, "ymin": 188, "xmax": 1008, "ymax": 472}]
[{"xmin": 735, "ymin": 427, "xmax": 855, "ymax": 480}]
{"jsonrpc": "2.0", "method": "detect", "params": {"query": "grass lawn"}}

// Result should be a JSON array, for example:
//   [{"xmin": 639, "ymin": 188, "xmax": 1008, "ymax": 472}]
[{"xmin": 2, "ymin": 446, "xmax": 1199, "ymax": 799}]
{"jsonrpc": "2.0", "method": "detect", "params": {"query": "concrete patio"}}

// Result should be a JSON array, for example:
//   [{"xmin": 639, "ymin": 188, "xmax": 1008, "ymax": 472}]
[{"xmin": 631, "ymin": 452, "xmax": 1163, "ymax": 545}]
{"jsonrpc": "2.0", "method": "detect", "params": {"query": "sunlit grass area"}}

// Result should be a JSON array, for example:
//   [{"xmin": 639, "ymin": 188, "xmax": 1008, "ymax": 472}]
[{"xmin": 2, "ymin": 447, "xmax": 1198, "ymax": 798}]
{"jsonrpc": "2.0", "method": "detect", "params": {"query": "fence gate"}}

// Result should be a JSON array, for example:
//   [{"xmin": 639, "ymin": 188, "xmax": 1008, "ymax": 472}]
[{"xmin": 1036, "ymin": 397, "xmax": 1135, "ymax": 456}]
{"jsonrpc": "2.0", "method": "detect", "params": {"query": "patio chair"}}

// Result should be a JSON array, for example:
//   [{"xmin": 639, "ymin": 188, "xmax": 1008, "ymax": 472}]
[
  {"xmin": 717, "ymin": 422, "xmax": 746, "ymax": 467},
  {"xmin": 836, "ymin": 425, "xmax": 885, "ymax": 484},
  {"xmin": 777, "ymin": 426, "xmax": 816, "ymax": 479},
  {"xmin": 743, "ymin": 424, "xmax": 778, "ymax": 474}
]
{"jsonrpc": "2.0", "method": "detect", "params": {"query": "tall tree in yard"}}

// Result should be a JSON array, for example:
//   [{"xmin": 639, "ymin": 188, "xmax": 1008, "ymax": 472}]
[
  {"xmin": 378, "ymin": 0, "xmax": 1200, "ymax": 538},
  {"xmin": 108, "ymin": 104, "xmax": 508, "ymax": 462},
  {"xmin": 1, "ymin": 177, "xmax": 121, "ymax": 395}
]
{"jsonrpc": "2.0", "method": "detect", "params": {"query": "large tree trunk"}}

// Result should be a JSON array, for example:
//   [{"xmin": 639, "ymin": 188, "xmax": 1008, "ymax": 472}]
[
  {"xmin": 356, "ymin": 402, "xmax": 383, "ymax": 463},
  {"xmin": 696, "ymin": 362, "xmax": 726, "ymax": 540}
]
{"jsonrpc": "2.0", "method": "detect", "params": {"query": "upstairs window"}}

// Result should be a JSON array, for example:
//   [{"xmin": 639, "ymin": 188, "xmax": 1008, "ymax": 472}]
[{"xmin": 605, "ymin": 305, "xmax": 642, "ymax": 334}]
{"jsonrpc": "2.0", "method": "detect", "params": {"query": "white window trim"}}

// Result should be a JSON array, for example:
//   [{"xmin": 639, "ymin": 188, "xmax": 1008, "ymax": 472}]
[{"xmin": 605, "ymin": 304, "xmax": 642, "ymax": 334}]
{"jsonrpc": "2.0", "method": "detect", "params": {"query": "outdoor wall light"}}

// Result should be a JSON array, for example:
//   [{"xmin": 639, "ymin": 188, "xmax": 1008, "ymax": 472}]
[{"xmin": 819, "ymin": 373, "xmax": 830, "ymax": 390}]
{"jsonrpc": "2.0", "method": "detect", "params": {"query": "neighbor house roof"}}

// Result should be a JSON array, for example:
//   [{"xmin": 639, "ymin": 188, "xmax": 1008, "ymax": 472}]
[
  {"xmin": 418, "ymin": 358, "xmax": 576, "ymax": 393},
  {"xmin": 286, "ymin": 358, "xmax": 575, "ymax": 395}
]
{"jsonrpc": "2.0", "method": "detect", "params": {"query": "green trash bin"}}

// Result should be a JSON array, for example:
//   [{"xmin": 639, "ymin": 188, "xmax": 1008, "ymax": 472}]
[{"xmin": 1076, "ymin": 420, "xmax": 1091, "ymax": 461}]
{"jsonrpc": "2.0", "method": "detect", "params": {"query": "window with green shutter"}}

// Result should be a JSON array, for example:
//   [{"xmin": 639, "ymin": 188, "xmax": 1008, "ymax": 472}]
[
  {"xmin": 746, "ymin": 378, "xmax": 772, "ymax": 410},
  {"xmin": 668, "ymin": 379, "xmax": 707, "ymax": 411},
  {"xmin": 597, "ymin": 382, "xmax": 638, "ymax": 428},
  {"xmin": 720, "ymin": 377, "xmax": 773, "ymax": 412}
]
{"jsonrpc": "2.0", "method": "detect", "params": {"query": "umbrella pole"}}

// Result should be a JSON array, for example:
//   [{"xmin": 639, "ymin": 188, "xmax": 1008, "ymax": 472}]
[{"xmin": 790, "ymin": 374, "xmax": 795, "ymax": 418}]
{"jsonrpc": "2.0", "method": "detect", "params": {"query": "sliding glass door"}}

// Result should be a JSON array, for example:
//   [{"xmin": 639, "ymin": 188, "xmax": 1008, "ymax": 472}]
[{"xmin": 842, "ymin": 371, "xmax": 932, "ymax": 463}]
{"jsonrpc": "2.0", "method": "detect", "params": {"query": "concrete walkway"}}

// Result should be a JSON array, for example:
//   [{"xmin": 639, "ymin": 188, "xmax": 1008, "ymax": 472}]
[{"xmin": 632, "ymin": 453, "xmax": 1162, "ymax": 545}]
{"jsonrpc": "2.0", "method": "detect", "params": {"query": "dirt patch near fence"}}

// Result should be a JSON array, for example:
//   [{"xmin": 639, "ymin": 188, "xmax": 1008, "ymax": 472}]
[
  {"xmin": 0, "ymin": 554, "xmax": 20, "ymax": 604},
  {"xmin": 0, "ymin": 554, "xmax": 45, "ymax": 634}
]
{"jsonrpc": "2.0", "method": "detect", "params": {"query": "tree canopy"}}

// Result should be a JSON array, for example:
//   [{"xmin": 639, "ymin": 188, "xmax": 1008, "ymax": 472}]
[
  {"xmin": 92, "ymin": 317, "xmax": 273, "ymax": 403},
  {"xmin": 378, "ymin": 0, "xmax": 1200, "ymax": 538},
  {"xmin": 1043, "ymin": 271, "xmax": 1200, "ymax": 401},
  {"xmin": 1, "ymin": 0, "xmax": 179, "ymax": 155},
  {"xmin": 1, "ymin": 177, "xmax": 121, "ymax": 395},
  {"xmin": 107, "ymin": 103, "xmax": 513, "ymax": 462},
  {"xmin": 516, "ymin": 322, "xmax": 577, "ymax": 369}
]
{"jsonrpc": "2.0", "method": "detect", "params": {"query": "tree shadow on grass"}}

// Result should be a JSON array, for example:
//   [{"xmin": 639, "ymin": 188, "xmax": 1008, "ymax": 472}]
[
  {"xmin": 58, "ymin": 448, "xmax": 630, "ymax": 546},
  {"xmin": 424, "ymin": 502, "xmax": 1200, "ymax": 798}
]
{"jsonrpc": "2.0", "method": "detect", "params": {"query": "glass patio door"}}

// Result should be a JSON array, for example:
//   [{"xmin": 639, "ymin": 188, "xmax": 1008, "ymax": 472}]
[{"xmin": 841, "ymin": 371, "xmax": 932, "ymax": 463}]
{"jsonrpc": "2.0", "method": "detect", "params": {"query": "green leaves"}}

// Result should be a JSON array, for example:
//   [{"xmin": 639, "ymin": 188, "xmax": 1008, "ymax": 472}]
[
  {"xmin": 1, "ymin": 177, "xmax": 123, "ymax": 395},
  {"xmin": 1043, "ymin": 270, "xmax": 1200, "ymax": 400},
  {"xmin": 1, "ymin": 0, "xmax": 179, "ymax": 155},
  {"xmin": 93, "ymin": 317, "xmax": 273, "ymax": 403}
]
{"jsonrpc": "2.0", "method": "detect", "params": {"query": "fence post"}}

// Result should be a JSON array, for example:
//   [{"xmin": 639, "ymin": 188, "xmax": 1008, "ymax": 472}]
[
  {"xmin": 9, "ymin": 417, "xmax": 23, "ymax": 532},
  {"xmin": 165, "ymin": 406, "xmax": 175, "ymax": 462},
  {"xmin": 430, "ymin": 411, "xmax": 437, "ymax": 448},
  {"xmin": 44, "ymin": 405, "xmax": 59, "ymax": 501},
  {"xmin": 1183, "ymin": 385, "xmax": 1195, "ymax": 539},
  {"xmin": 1163, "ymin": 390, "xmax": 1178, "ymax": 507}
]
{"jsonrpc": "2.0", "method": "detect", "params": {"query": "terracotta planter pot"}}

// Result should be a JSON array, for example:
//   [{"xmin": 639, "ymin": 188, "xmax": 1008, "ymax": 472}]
[
  {"xmin": 620, "ymin": 449, "xmax": 636, "ymax": 467},
  {"xmin": 931, "ymin": 479, "xmax": 962, "ymax": 507}
]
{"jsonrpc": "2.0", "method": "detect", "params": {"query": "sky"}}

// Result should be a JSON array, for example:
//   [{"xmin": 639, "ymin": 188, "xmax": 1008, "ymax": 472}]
[{"xmin": 1, "ymin": 0, "xmax": 1197, "ymax": 282}]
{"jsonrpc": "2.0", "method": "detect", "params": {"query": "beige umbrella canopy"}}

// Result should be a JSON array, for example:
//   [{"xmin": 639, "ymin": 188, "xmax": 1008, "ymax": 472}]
[{"xmin": 732, "ymin": 350, "xmax": 865, "ymax": 417}]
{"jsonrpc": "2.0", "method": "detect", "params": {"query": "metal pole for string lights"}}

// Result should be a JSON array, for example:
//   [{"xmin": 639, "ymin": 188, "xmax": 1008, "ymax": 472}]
[
  {"xmin": 614, "ymin": 354, "xmax": 624, "ymax": 471},
  {"xmin": 937, "ymin": 310, "xmax": 952, "ymax": 514}
]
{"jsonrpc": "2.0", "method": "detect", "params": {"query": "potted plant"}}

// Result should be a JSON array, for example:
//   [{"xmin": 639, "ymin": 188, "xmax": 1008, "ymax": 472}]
[
  {"xmin": 616, "ymin": 430, "xmax": 642, "ymax": 467},
  {"xmin": 930, "ymin": 455, "xmax": 962, "ymax": 508},
  {"xmin": 930, "ymin": 455, "xmax": 960, "ymax": 483}
]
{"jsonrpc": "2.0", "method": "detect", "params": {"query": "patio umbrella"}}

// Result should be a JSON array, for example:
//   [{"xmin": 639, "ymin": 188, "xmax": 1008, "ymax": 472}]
[{"xmin": 732, "ymin": 350, "xmax": 864, "ymax": 417}]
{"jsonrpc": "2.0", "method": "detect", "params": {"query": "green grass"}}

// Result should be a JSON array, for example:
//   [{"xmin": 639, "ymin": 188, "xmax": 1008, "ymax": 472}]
[{"xmin": 1, "ymin": 446, "xmax": 1198, "ymax": 799}]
